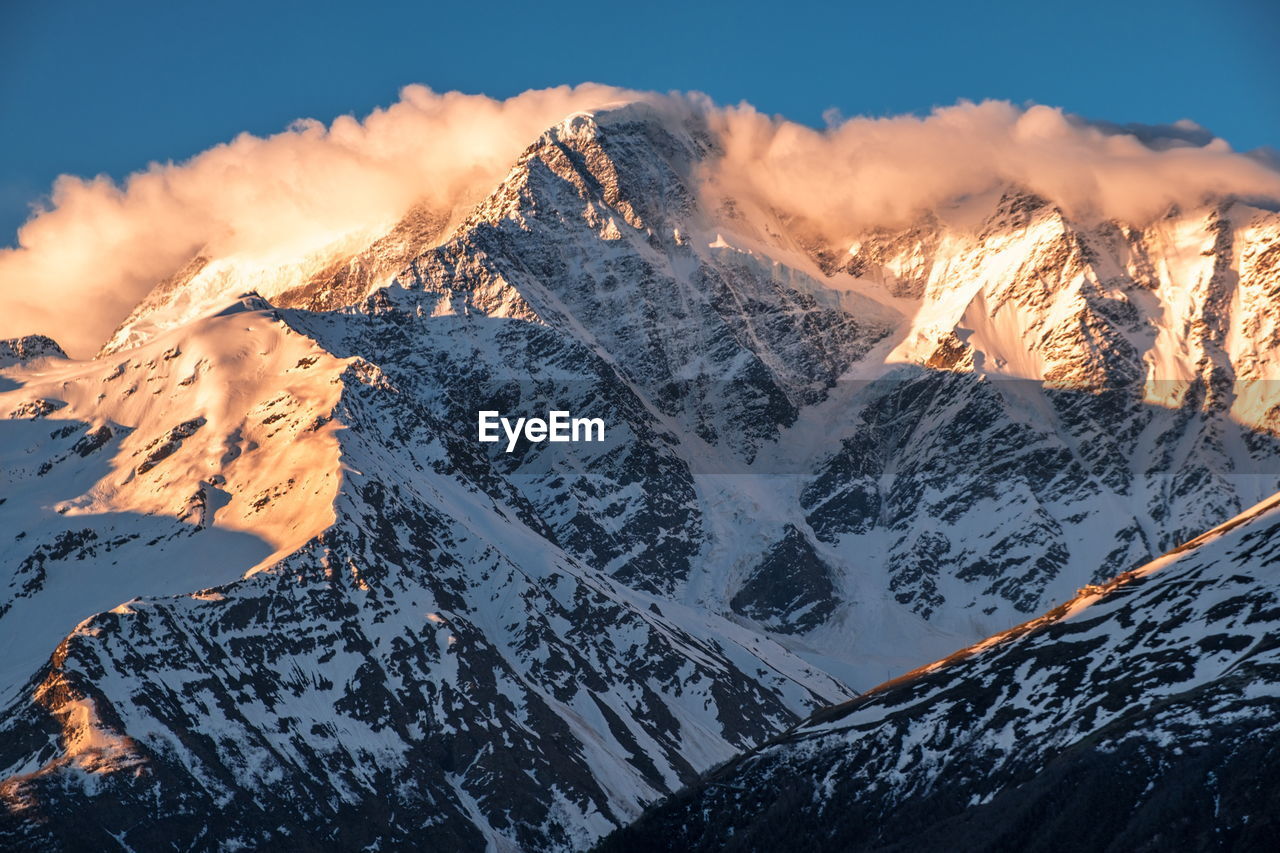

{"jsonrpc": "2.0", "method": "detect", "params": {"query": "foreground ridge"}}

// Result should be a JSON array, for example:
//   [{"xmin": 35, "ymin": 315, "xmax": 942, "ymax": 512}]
[{"xmin": 602, "ymin": 494, "xmax": 1280, "ymax": 852}]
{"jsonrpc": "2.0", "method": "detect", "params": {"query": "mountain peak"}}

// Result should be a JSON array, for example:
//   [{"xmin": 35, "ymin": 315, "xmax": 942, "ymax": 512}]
[{"xmin": 0, "ymin": 334, "xmax": 66, "ymax": 367}]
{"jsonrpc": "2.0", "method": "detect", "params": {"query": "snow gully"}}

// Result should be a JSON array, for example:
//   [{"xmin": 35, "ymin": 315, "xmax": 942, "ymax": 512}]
[{"xmin": 477, "ymin": 410, "xmax": 605, "ymax": 452}]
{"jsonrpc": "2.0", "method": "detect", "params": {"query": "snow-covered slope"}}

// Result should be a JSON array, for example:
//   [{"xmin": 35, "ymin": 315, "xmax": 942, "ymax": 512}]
[
  {"xmin": 2, "ymin": 101, "xmax": 1279, "ymax": 850},
  {"xmin": 0, "ymin": 302, "xmax": 346, "ymax": 700},
  {"xmin": 797, "ymin": 193, "xmax": 1280, "ymax": 646},
  {"xmin": 603, "ymin": 492, "xmax": 1280, "ymax": 852},
  {"xmin": 0, "ymin": 299, "xmax": 850, "ymax": 850}
]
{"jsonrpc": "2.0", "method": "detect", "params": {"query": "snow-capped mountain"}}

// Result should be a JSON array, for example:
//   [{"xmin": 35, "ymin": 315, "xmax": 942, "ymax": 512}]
[
  {"xmin": 2, "ymin": 101, "xmax": 1279, "ymax": 849},
  {"xmin": 603, "ymin": 490, "xmax": 1280, "ymax": 852}
]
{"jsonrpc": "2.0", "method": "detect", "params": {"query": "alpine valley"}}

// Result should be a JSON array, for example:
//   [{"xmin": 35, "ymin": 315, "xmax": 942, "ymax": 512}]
[{"xmin": 2, "ymin": 102, "xmax": 1279, "ymax": 851}]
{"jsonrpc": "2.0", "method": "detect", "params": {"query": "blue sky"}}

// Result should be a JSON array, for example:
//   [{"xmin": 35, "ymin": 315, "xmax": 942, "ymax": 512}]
[{"xmin": 2, "ymin": 0, "xmax": 1277, "ymax": 246}]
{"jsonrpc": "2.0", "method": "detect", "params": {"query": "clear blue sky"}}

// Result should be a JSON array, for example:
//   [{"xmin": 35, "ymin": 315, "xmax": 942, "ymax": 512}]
[{"xmin": 2, "ymin": 0, "xmax": 1277, "ymax": 246}]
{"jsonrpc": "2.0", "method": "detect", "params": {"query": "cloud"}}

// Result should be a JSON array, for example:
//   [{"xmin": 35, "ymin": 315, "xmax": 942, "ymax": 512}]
[
  {"xmin": 2, "ymin": 89, "xmax": 1279, "ymax": 358},
  {"xmin": 704, "ymin": 100, "xmax": 1280, "ymax": 244}
]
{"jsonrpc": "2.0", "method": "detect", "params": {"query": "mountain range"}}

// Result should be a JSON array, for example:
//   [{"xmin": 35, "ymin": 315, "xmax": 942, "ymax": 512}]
[{"xmin": 2, "ymin": 102, "xmax": 1278, "ymax": 850}]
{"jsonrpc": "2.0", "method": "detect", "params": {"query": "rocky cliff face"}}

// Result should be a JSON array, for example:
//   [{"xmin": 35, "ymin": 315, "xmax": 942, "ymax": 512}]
[{"xmin": 2, "ymin": 103, "xmax": 1279, "ymax": 850}]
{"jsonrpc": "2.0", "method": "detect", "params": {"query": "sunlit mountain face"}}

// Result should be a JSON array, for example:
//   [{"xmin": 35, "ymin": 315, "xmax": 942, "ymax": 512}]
[{"xmin": 2, "ymin": 95, "xmax": 1280, "ymax": 851}]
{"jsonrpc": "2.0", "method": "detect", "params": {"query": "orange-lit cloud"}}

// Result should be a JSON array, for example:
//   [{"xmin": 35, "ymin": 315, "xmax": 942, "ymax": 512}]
[{"xmin": 704, "ymin": 99, "xmax": 1280, "ymax": 241}]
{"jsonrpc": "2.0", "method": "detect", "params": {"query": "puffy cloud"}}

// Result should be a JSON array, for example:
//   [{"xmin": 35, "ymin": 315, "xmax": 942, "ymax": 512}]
[
  {"xmin": 2, "ymin": 87, "xmax": 1278, "ymax": 357},
  {"xmin": 704, "ymin": 99, "xmax": 1280, "ymax": 241}
]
